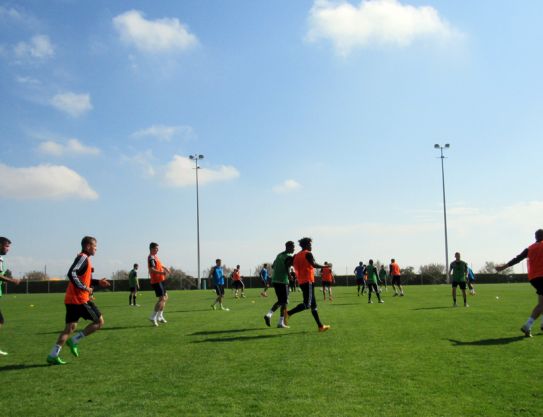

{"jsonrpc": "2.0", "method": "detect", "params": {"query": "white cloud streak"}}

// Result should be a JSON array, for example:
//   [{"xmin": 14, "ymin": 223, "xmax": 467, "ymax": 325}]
[
  {"xmin": 164, "ymin": 155, "xmax": 239, "ymax": 187},
  {"xmin": 113, "ymin": 10, "xmax": 198, "ymax": 53},
  {"xmin": 0, "ymin": 163, "xmax": 98, "ymax": 200},
  {"xmin": 14, "ymin": 34, "xmax": 54, "ymax": 59},
  {"xmin": 50, "ymin": 92, "xmax": 93, "ymax": 117},
  {"xmin": 121, "ymin": 150, "xmax": 156, "ymax": 178},
  {"xmin": 273, "ymin": 179, "xmax": 302, "ymax": 193},
  {"xmin": 306, "ymin": 0, "xmax": 461, "ymax": 55},
  {"xmin": 38, "ymin": 139, "xmax": 100, "ymax": 157},
  {"xmin": 131, "ymin": 125, "xmax": 194, "ymax": 142}
]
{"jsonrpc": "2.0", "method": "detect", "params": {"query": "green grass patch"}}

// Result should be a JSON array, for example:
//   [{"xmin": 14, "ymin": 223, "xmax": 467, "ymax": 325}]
[{"xmin": 0, "ymin": 284, "xmax": 541, "ymax": 416}]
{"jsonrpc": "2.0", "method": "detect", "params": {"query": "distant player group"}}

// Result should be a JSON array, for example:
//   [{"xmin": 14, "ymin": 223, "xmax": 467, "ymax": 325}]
[{"xmin": 0, "ymin": 228, "xmax": 542, "ymax": 364}]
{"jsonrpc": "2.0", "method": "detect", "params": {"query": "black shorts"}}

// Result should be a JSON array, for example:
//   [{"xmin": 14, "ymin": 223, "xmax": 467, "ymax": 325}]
[
  {"xmin": 300, "ymin": 282, "xmax": 317, "ymax": 309},
  {"xmin": 356, "ymin": 277, "xmax": 365, "ymax": 285},
  {"xmin": 65, "ymin": 301, "xmax": 102, "ymax": 324},
  {"xmin": 215, "ymin": 285, "xmax": 225, "ymax": 296},
  {"xmin": 322, "ymin": 281, "xmax": 332, "ymax": 288},
  {"xmin": 392, "ymin": 276, "xmax": 401, "ymax": 286},
  {"xmin": 232, "ymin": 280, "xmax": 243, "ymax": 289},
  {"xmin": 129, "ymin": 286, "xmax": 137, "ymax": 292},
  {"xmin": 0, "ymin": 308, "xmax": 4, "ymax": 325},
  {"xmin": 273, "ymin": 283, "xmax": 289, "ymax": 305},
  {"xmin": 530, "ymin": 277, "xmax": 543, "ymax": 295},
  {"xmin": 452, "ymin": 281, "xmax": 467, "ymax": 290},
  {"xmin": 152, "ymin": 282, "xmax": 167, "ymax": 298}
]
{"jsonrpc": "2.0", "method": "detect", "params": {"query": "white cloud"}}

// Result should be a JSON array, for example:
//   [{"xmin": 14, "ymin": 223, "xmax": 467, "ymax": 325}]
[
  {"xmin": 121, "ymin": 150, "xmax": 156, "ymax": 177},
  {"xmin": 0, "ymin": 163, "xmax": 98, "ymax": 200},
  {"xmin": 38, "ymin": 138, "xmax": 100, "ymax": 157},
  {"xmin": 131, "ymin": 125, "xmax": 194, "ymax": 142},
  {"xmin": 0, "ymin": 6, "xmax": 23, "ymax": 20},
  {"xmin": 164, "ymin": 155, "xmax": 239, "ymax": 187},
  {"xmin": 15, "ymin": 75, "xmax": 41, "ymax": 85},
  {"xmin": 306, "ymin": 0, "xmax": 461, "ymax": 55},
  {"xmin": 273, "ymin": 179, "xmax": 302, "ymax": 193},
  {"xmin": 113, "ymin": 10, "xmax": 198, "ymax": 53},
  {"xmin": 50, "ymin": 92, "xmax": 93, "ymax": 117},
  {"xmin": 14, "ymin": 35, "xmax": 54, "ymax": 59}
]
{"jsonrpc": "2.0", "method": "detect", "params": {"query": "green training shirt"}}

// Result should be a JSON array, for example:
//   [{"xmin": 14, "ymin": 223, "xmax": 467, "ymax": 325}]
[
  {"xmin": 271, "ymin": 251, "xmax": 293, "ymax": 284},
  {"xmin": 366, "ymin": 264, "xmax": 379, "ymax": 284},
  {"xmin": 450, "ymin": 260, "xmax": 468, "ymax": 282},
  {"xmin": 128, "ymin": 269, "xmax": 138, "ymax": 287}
]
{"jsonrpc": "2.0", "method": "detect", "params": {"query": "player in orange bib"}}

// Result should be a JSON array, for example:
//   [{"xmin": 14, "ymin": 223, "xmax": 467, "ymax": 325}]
[
  {"xmin": 286, "ymin": 237, "xmax": 330, "ymax": 332},
  {"xmin": 148, "ymin": 242, "xmax": 170, "ymax": 326},
  {"xmin": 389, "ymin": 258, "xmax": 404, "ymax": 296},
  {"xmin": 231, "ymin": 265, "xmax": 245, "ymax": 298},
  {"xmin": 321, "ymin": 262, "xmax": 334, "ymax": 301},
  {"xmin": 497, "ymin": 229, "xmax": 543, "ymax": 337},
  {"xmin": 46, "ymin": 236, "xmax": 110, "ymax": 365}
]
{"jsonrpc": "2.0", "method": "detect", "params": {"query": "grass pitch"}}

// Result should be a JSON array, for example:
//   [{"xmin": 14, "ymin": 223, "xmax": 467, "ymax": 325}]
[{"xmin": 0, "ymin": 284, "xmax": 541, "ymax": 417}]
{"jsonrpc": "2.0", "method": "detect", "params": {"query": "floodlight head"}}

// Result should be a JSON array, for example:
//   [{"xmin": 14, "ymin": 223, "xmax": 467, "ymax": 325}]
[
  {"xmin": 445, "ymin": 143, "xmax": 450, "ymax": 148},
  {"xmin": 199, "ymin": 154, "xmax": 204, "ymax": 159},
  {"xmin": 434, "ymin": 144, "xmax": 440, "ymax": 149},
  {"xmin": 189, "ymin": 155, "xmax": 194, "ymax": 160}
]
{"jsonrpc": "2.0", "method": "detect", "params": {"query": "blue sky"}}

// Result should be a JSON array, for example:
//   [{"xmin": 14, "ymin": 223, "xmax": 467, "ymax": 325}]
[{"xmin": 1, "ymin": 0, "xmax": 541, "ymax": 278}]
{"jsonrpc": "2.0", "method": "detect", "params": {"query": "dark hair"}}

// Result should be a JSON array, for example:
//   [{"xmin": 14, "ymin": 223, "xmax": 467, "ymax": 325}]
[
  {"xmin": 285, "ymin": 241, "xmax": 295, "ymax": 247},
  {"xmin": 369, "ymin": 259, "xmax": 373, "ymax": 265},
  {"xmin": 299, "ymin": 237, "xmax": 312, "ymax": 249},
  {"xmin": 81, "ymin": 236, "xmax": 96, "ymax": 249},
  {"xmin": 536, "ymin": 229, "xmax": 543, "ymax": 241},
  {"xmin": 216, "ymin": 259, "xmax": 221, "ymax": 263},
  {"xmin": 133, "ymin": 263, "xmax": 138, "ymax": 268},
  {"xmin": 0, "ymin": 237, "xmax": 11, "ymax": 245},
  {"xmin": 149, "ymin": 242, "xmax": 159, "ymax": 250}
]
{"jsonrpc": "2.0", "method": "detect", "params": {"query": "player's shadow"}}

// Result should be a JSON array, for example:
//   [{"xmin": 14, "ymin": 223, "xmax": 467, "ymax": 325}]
[
  {"xmin": 189, "ymin": 328, "xmax": 262, "ymax": 336},
  {"xmin": 192, "ymin": 332, "xmax": 303, "ymax": 343},
  {"xmin": 167, "ymin": 308, "xmax": 214, "ymax": 314},
  {"xmin": 0, "ymin": 363, "xmax": 50, "ymax": 372},
  {"xmin": 37, "ymin": 324, "xmax": 150, "ymax": 334},
  {"xmin": 413, "ymin": 306, "xmax": 451, "ymax": 311},
  {"xmin": 447, "ymin": 335, "xmax": 532, "ymax": 346}
]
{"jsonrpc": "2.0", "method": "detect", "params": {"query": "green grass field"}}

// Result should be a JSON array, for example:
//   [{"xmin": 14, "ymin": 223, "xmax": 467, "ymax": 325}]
[{"xmin": 0, "ymin": 284, "xmax": 541, "ymax": 417}]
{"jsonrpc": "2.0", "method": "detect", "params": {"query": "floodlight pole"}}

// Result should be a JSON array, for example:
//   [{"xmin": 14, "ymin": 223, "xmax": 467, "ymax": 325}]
[
  {"xmin": 435, "ymin": 144, "xmax": 451, "ymax": 284},
  {"xmin": 189, "ymin": 154, "xmax": 204, "ymax": 289}
]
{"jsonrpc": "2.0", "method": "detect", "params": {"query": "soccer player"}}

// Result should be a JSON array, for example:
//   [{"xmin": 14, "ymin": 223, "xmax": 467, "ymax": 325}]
[
  {"xmin": 354, "ymin": 262, "xmax": 366, "ymax": 296},
  {"xmin": 0, "ymin": 237, "xmax": 21, "ymax": 356},
  {"xmin": 288, "ymin": 267, "xmax": 297, "ymax": 292},
  {"xmin": 496, "ymin": 229, "xmax": 543, "ymax": 337},
  {"xmin": 264, "ymin": 241, "xmax": 295, "ymax": 328},
  {"xmin": 210, "ymin": 259, "xmax": 229, "ymax": 311},
  {"xmin": 467, "ymin": 267, "xmax": 476, "ymax": 295},
  {"xmin": 128, "ymin": 263, "xmax": 139, "ymax": 306},
  {"xmin": 450, "ymin": 252, "xmax": 469, "ymax": 307},
  {"xmin": 148, "ymin": 242, "xmax": 170, "ymax": 326},
  {"xmin": 366, "ymin": 260, "xmax": 384, "ymax": 304},
  {"xmin": 378, "ymin": 264, "xmax": 388, "ymax": 292},
  {"xmin": 231, "ymin": 264, "xmax": 245, "ymax": 298},
  {"xmin": 321, "ymin": 262, "xmax": 334, "ymax": 301},
  {"xmin": 260, "ymin": 264, "xmax": 270, "ymax": 297},
  {"xmin": 286, "ymin": 238, "xmax": 330, "ymax": 332},
  {"xmin": 46, "ymin": 236, "xmax": 110, "ymax": 365},
  {"xmin": 389, "ymin": 258, "xmax": 404, "ymax": 296}
]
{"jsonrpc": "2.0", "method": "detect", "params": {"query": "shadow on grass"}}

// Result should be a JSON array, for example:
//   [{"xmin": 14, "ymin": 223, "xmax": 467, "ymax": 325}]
[
  {"xmin": 0, "ymin": 363, "xmax": 50, "ymax": 372},
  {"xmin": 167, "ymin": 308, "xmax": 214, "ymax": 314},
  {"xmin": 413, "ymin": 306, "xmax": 451, "ymax": 311},
  {"xmin": 447, "ymin": 335, "xmax": 537, "ymax": 346},
  {"xmin": 192, "ymin": 332, "xmax": 304, "ymax": 343},
  {"xmin": 37, "ymin": 324, "xmax": 151, "ymax": 335},
  {"xmin": 190, "ymin": 328, "xmax": 262, "ymax": 336}
]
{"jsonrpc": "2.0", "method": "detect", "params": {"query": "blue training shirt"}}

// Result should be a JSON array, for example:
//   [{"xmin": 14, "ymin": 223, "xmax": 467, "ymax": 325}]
[
  {"xmin": 260, "ymin": 268, "xmax": 269, "ymax": 282},
  {"xmin": 213, "ymin": 266, "xmax": 225, "ymax": 285},
  {"xmin": 354, "ymin": 265, "xmax": 366, "ymax": 278}
]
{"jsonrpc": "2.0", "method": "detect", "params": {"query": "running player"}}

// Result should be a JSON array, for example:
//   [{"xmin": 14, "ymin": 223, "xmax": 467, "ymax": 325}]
[
  {"xmin": 46, "ymin": 236, "xmax": 110, "ymax": 365},
  {"xmin": 231, "ymin": 265, "xmax": 245, "ymax": 298},
  {"xmin": 378, "ymin": 264, "xmax": 388, "ymax": 292},
  {"xmin": 264, "ymin": 241, "xmax": 295, "ymax": 328},
  {"xmin": 128, "ymin": 263, "xmax": 139, "ymax": 306},
  {"xmin": 288, "ymin": 267, "xmax": 297, "ymax": 292},
  {"xmin": 210, "ymin": 259, "xmax": 229, "ymax": 311},
  {"xmin": 467, "ymin": 267, "xmax": 476, "ymax": 295},
  {"xmin": 390, "ymin": 259, "xmax": 404, "ymax": 296},
  {"xmin": 450, "ymin": 252, "xmax": 469, "ymax": 307},
  {"xmin": 260, "ymin": 264, "xmax": 270, "ymax": 297},
  {"xmin": 496, "ymin": 229, "xmax": 543, "ymax": 337},
  {"xmin": 366, "ymin": 260, "xmax": 384, "ymax": 304},
  {"xmin": 0, "ymin": 237, "xmax": 21, "ymax": 356},
  {"xmin": 148, "ymin": 242, "xmax": 170, "ymax": 326},
  {"xmin": 354, "ymin": 262, "xmax": 366, "ymax": 296},
  {"xmin": 286, "ymin": 238, "xmax": 330, "ymax": 332},
  {"xmin": 321, "ymin": 262, "xmax": 334, "ymax": 301}
]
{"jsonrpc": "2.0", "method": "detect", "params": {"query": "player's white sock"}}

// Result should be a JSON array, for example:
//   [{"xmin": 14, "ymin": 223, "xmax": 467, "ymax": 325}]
[
  {"xmin": 266, "ymin": 310, "xmax": 273, "ymax": 317},
  {"xmin": 158, "ymin": 311, "xmax": 164, "ymax": 319},
  {"xmin": 71, "ymin": 331, "xmax": 85, "ymax": 344},
  {"xmin": 50, "ymin": 344, "xmax": 62, "ymax": 358},
  {"xmin": 150, "ymin": 311, "xmax": 159, "ymax": 320},
  {"xmin": 525, "ymin": 317, "xmax": 535, "ymax": 329},
  {"xmin": 278, "ymin": 316, "xmax": 284, "ymax": 325}
]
